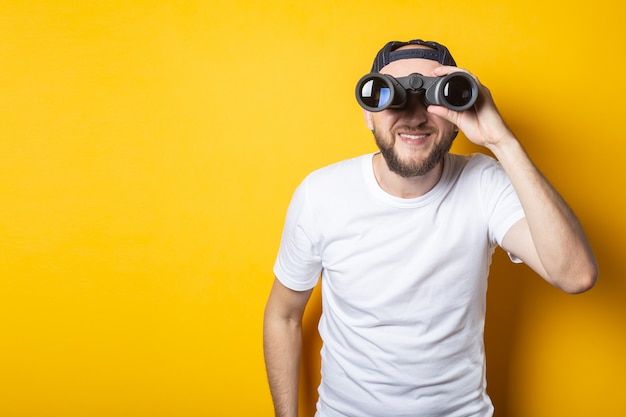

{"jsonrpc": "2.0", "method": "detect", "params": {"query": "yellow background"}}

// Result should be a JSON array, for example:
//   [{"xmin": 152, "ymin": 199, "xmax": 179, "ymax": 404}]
[{"xmin": 1, "ymin": 1, "xmax": 624, "ymax": 416}]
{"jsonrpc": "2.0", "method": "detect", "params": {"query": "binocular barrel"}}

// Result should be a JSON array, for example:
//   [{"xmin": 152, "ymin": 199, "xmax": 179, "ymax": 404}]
[{"xmin": 356, "ymin": 72, "xmax": 478, "ymax": 112}]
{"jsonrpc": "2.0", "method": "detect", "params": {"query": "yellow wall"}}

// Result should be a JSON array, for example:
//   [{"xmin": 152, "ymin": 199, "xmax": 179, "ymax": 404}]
[{"xmin": 1, "ymin": 1, "xmax": 624, "ymax": 416}]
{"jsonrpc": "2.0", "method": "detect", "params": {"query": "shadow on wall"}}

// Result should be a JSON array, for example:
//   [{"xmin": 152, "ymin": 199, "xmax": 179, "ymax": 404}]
[
  {"xmin": 297, "ymin": 249, "xmax": 531, "ymax": 417},
  {"xmin": 299, "ymin": 284, "xmax": 322, "ymax": 417}
]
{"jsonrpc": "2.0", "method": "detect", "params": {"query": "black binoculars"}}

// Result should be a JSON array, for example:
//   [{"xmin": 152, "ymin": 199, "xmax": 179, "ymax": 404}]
[{"xmin": 356, "ymin": 72, "xmax": 478, "ymax": 112}]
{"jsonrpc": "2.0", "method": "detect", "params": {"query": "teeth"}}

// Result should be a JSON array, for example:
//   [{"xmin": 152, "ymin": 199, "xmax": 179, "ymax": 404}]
[{"xmin": 401, "ymin": 133, "xmax": 427, "ymax": 139}]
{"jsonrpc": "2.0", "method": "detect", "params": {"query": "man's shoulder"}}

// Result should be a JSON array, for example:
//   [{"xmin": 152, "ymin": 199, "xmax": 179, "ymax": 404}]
[
  {"xmin": 448, "ymin": 152, "xmax": 502, "ymax": 179},
  {"xmin": 294, "ymin": 153, "xmax": 373, "ymax": 205},
  {"xmin": 305, "ymin": 153, "xmax": 371, "ymax": 184},
  {"xmin": 449, "ymin": 152, "xmax": 497, "ymax": 168}
]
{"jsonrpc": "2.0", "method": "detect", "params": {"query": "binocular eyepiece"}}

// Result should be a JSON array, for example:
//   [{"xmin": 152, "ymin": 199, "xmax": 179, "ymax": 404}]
[{"xmin": 356, "ymin": 72, "xmax": 478, "ymax": 112}]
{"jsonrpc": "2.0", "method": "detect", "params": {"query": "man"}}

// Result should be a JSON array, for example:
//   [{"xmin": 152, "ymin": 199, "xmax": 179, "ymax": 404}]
[{"xmin": 263, "ymin": 39, "xmax": 597, "ymax": 417}]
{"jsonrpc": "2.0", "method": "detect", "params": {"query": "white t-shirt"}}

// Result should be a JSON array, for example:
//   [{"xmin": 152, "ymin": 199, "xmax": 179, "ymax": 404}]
[{"xmin": 274, "ymin": 152, "xmax": 525, "ymax": 417}]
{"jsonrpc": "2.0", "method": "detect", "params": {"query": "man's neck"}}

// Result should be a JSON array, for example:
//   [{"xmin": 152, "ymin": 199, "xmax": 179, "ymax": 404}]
[{"xmin": 372, "ymin": 153, "xmax": 444, "ymax": 199}]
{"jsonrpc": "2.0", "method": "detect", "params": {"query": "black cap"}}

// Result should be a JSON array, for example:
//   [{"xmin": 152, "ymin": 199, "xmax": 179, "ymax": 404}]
[{"xmin": 371, "ymin": 39, "xmax": 457, "ymax": 73}]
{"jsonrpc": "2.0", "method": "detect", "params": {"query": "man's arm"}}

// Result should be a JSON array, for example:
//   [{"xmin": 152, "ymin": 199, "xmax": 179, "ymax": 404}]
[
  {"xmin": 429, "ymin": 66, "xmax": 598, "ymax": 293},
  {"xmin": 263, "ymin": 277, "xmax": 313, "ymax": 417},
  {"xmin": 492, "ymin": 138, "xmax": 597, "ymax": 293}
]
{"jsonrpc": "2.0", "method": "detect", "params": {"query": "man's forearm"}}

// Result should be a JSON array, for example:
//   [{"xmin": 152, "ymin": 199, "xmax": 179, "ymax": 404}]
[{"xmin": 263, "ymin": 313, "xmax": 303, "ymax": 417}]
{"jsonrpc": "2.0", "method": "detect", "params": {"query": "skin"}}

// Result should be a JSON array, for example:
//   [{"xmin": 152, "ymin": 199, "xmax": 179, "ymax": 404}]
[{"xmin": 264, "ymin": 46, "xmax": 598, "ymax": 417}]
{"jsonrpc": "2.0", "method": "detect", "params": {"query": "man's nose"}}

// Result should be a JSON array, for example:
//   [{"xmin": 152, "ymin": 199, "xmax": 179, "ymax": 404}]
[{"xmin": 399, "ymin": 92, "xmax": 429, "ymax": 119}]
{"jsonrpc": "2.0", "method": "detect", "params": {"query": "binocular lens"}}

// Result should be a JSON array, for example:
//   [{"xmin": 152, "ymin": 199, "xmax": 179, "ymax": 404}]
[
  {"xmin": 359, "ymin": 78, "xmax": 392, "ymax": 109},
  {"xmin": 442, "ymin": 76, "xmax": 474, "ymax": 107}
]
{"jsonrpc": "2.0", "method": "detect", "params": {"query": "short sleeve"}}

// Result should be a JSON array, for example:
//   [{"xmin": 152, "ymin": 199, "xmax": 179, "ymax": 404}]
[
  {"xmin": 479, "ymin": 158, "xmax": 526, "ymax": 248},
  {"xmin": 273, "ymin": 178, "xmax": 322, "ymax": 291}
]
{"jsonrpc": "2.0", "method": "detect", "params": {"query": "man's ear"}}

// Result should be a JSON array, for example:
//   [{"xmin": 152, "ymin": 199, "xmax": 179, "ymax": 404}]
[{"xmin": 362, "ymin": 109, "xmax": 374, "ymax": 131}]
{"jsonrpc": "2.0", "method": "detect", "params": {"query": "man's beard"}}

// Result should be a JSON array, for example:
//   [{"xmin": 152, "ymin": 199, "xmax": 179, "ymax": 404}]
[{"xmin": 374, "ymin": 129, "xmax": 455, "ymax": 178}]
